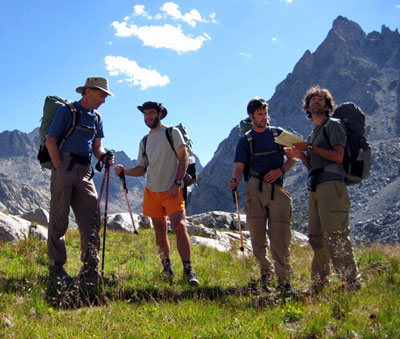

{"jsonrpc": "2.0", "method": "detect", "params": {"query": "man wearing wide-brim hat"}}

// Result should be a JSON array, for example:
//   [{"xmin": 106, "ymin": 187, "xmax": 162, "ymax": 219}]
[{"xmin": 46, "ymin": 76, "xmax": 114, "ymax": 284}]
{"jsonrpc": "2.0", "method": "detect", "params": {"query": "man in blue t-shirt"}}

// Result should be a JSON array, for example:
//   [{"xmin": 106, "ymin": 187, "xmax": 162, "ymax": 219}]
[
  {"xmin": 46, "ymin": 77, "xmax": 114, "ymax": 283},
  {"xmin": 229, "ymin": 97, "xmax": 296, "ymax": 294}
]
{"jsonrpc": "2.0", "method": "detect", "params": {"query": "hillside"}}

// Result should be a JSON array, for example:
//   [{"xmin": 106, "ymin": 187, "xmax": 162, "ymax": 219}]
[
  {"xmin": 187, "ymin": 16, "xmax": 400, "ymax": 243},
  {"xmin": 0, "ymin": 16, "xmax": 399, "ymax": 243}
]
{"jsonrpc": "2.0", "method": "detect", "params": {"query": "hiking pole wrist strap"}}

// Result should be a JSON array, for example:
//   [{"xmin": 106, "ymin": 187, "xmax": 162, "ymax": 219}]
[
  {"xmin": 119, "ymin": 171, "xmax": 128, "ymax": 193},
  {"xmin": 231, "ymin": 178, "xmax": 239, "ymax": 204},
  {"xmin": 96, "ymin": 150, "xmax": 113, "ymax": 172}
]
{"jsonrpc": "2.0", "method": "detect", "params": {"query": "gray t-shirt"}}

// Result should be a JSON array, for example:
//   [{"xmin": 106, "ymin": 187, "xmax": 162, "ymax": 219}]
[
  {"xmin": 137, "ymin": 125, "xmax": 185, "ymax": 192},
  {"xmin": 307, "ymin": 118, "xmax": 346, "ymax": 185}
]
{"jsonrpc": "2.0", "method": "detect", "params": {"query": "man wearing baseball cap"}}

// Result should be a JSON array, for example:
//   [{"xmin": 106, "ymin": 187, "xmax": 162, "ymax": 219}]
[
  {"xmin": 114, "ymin": 101, "xmax": 200, "ymax": 286},
  {"xmin": 46, "ymin": 77, "xmax": 114, "ymax": 283}
]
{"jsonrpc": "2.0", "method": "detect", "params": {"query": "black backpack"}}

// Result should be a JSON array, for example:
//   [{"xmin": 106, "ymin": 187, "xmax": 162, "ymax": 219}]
[{"xmin": 323, "ymin": 102, "xmax": 372, "ymax": 185}]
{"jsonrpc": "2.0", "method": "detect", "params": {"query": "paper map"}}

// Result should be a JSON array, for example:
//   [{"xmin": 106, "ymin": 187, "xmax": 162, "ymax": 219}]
[{"xmin": 274, "ymin": 130, "xmax": 303, "ymax": 147}]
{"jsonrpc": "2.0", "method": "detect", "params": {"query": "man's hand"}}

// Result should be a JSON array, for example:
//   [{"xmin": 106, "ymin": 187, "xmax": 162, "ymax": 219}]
[
  {"xmin": 284, "ymin": 146, "xmax": 303, "ymax": 159},
  {"xmin": 101, "ymin": 151, "xmax": 115, "ymax": 166},
  {"xmin": 292, "ymin": 142, "xmax": 309, "ymax": 152},
  {"xmin": 229, "ymin": 178, "xmax": 239, "ymax": 190},
  {"xmin": 263, "ymin": 168, "xmax": 282, "ymax": 183},
  {"xmin": 169, "ymin": 183, "xmax": 180, "ymax": 199},
  {"xmin": 114, "ymin": 164, "xmax": 124, "ymax": 176}
]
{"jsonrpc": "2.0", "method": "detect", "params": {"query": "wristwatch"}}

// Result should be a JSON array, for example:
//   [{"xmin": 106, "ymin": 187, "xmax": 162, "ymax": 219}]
[
  {"xmin": 307, "ymin": 143, "xmax": 313, "ymax": 152},
  {"xmin": 174, "ymin": 179, "xmax": 182, "ymax": 186},
  {"xmin": 280, "ymin": 166, "xmax": 286, "ymax": 174}
]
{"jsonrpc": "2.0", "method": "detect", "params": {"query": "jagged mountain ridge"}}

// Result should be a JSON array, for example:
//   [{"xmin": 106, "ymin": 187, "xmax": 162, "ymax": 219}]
[
  {"xmin": 0, "ymin": 127, "xmax": 203, "ymax": 216},
  {"xmin": 0, "ymin": 16, "xmax": 399, "ymax": 243},
  {"xmin": 187, "ymin": 16, "xmax": 400, "ymax": 243}
]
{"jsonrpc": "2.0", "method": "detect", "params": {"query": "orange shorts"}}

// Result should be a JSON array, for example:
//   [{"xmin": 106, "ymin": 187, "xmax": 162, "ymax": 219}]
[{"xmin": 143, "ymin": 187, "xmax": 185, "ymax": 218}]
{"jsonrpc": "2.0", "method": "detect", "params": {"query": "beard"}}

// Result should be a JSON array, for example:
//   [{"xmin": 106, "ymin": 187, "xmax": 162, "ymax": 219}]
[{"xmin": 145, "ymin": 115, "xmax": 160, "ymax": 129}]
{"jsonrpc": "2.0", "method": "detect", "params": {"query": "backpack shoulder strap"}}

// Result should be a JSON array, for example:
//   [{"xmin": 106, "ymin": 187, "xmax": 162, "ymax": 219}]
[
  {"xmin": 322, "ymin": 120, "xmax": 332, "ymax": 149},
  {"xmin": 271, "ymin": 127, "xmax": 284, "ymax": 159},
  {"xmin": 244, "ymin": 130, "xmax": 254, "ymax": 165},
  {"xmin": 141, "ymin": 134, "xmax": 148, "ymax": 158},
  {"xmin": 165, "ymin": 127, "xmax": 178, "ymax": 157},
  {"xmin": 59, "ymin": 103, "xmax": 79, "ymax": 150}
]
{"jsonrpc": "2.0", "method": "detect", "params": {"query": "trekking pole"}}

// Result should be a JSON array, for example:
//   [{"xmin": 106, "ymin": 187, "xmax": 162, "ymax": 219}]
[
  {"xmin": 231, "ymin": 179, "xmax": 247, "ymax": 282},
  {"xmin": 119, "ymin": 171, "xmax": 148, "ymax": 275},
  {"xmin": 100, "ymin": 157, "xmax": 111, "ymax": 276}
]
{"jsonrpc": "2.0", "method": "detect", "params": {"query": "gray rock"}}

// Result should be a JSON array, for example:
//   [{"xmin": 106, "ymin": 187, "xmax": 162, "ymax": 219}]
[
  {"xmin": 29, "ymin": 225, "xmax": 48, "ymax": 242},
  {"xmin": 187, "ymin": 211, "xmax": 235, "ymax": 230},
  {"xmin": 21, "ymin": 208, "xmax": 49, "ymax": 227},
  {"xmin": 0, "ymin": 211, "xmax": 30, "ymax": 243},
  {"xmin": 107, "ymin": 213, "xmax": 153, "ymax": 232}
]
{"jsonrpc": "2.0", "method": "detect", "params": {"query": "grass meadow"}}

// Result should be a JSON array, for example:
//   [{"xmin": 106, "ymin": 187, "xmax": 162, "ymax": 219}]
[{"xmin": 0, "ymin": 228, "xmax": 399, "ymax": 338}]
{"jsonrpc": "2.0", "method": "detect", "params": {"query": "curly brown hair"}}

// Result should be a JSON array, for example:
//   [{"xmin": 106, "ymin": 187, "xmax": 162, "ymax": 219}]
[{"xmin": 303, "ymin": 86, "xmax": 335, "ymax": 119}]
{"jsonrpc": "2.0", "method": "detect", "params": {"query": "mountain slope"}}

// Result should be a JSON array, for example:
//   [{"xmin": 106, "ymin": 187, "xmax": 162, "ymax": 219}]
[{"xmin": 187, "ymin": 16, "xmax": 400, "ymax": 243}]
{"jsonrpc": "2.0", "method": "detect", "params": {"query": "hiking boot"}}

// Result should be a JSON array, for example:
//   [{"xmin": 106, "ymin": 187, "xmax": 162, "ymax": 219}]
[
  {"xmin": 183, "ymin": 267, "xmax": 200, "ymax": 286},
  {"xmin": 260, "ymin": 274, "xmax": 273, "ymax": 293},
  {"xmin": 161, "ymin": 259, "xmax": 176, "ymax": 278},
  {"xmin": 49, "ymin": 265, "xmax": 73, "ymax": 284},
  {"xmin": 79, "ymin": 266, "xmax": 102, "ymax": 283},
  {"xmin": 182, "ymin": 259, "xmax": 199, "ymax": 286},
  {"xmin": 276, "ymin": 283, "xmax": 295, "ymax": 297}
]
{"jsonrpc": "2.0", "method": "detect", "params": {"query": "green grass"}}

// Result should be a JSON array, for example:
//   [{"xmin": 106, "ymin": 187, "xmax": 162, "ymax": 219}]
[{"xmin": 0, "ymin": 230, "xmax": 399, "ymax": 338}]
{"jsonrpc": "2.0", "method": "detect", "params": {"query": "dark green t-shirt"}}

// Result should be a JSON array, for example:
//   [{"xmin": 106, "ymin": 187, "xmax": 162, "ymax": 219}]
[{"xmin": 307, "ymin": 118, "xmax": 346, "ymax": 185}]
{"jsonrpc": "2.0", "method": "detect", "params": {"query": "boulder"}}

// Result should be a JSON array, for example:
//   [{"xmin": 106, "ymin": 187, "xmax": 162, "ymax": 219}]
[
  {"xmin": 0, "ymin": 211, "xmax": 30, "ymax": 243},
  {"xmin": 21, "ymin": 208, "xmax": 49, "ymax": 226}
]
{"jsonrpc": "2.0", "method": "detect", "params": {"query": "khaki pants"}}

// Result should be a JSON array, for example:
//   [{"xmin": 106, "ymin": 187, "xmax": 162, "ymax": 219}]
[
  {"xmin": 244, "ymin": 177, "xmax": 293, "ymax": 285},
  {"xmin": 48, "ymin": 153, "xmax": 101, "ymax": 268},
  {"xmin": 308, "ymin": 180, "xmax": 359, "ymax": 286}
]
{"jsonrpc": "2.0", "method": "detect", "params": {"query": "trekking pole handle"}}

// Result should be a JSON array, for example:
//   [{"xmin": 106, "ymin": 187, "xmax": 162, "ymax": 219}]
[
  {"xmin": 231, "ymin": 178, "xmax": 238, "ymax": 204},
  {"xmin": 119, "ymin": 170, "xmax": 128, "ymax": 192},
  {"xmin": 103, "ymin": 151, "xmax": 114, "ymax": 169}
]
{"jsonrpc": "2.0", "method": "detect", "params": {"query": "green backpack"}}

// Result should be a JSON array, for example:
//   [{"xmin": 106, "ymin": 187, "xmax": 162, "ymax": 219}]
[{"xmin": 37, "ymin": 96, "xmax": 98, "ymax": 169}]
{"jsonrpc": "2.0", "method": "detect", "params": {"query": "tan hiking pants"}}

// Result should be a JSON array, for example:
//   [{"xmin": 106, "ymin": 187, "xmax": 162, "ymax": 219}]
[
  {"xmin": 308, "ymin": 180, "xmax": 360, "ymax": 286},
  {"xmin": 244, "ymin": 177, "xmax": 293, "ymax": 285},
  {"xmin": 48, "ymin": 153, "xmax": 101, "ymax": 268}
]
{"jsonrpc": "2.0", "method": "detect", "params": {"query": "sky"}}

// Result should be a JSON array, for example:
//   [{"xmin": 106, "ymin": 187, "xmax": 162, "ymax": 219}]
[{"xmin": 1, "ymin": 0, "xmax": 399, "ymax": 166}]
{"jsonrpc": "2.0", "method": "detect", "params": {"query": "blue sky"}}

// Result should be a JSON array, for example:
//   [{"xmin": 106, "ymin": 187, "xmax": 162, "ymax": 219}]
[{"xmin": 1, "ymin": 0, "xmax": 399, "ymax": 166}]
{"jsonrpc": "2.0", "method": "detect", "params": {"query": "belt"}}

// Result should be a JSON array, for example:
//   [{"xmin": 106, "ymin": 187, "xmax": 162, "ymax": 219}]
[
  {"xmin": 249, "ymin": 170, "xmax": 282, "ymax": 200},
  {"xmin": 63, "ymin": 152, "xmax": 94, "ymax": 180}
]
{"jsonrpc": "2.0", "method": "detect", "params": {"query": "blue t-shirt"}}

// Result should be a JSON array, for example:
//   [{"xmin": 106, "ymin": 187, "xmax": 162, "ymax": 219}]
[
  {"xmin": 234, "ymin": 127, "xmax": 284, "ymax": 184},
  {"xmin": 48, "ymin": 100, "xmax": 104, "ymax": 157}
]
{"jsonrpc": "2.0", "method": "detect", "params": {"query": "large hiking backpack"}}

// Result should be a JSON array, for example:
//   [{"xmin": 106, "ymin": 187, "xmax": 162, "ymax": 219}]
[
  {"xmin": 142, "ymin": 123, "xmax": 197, "ymax": 187},
  {"xmin": 37, "ymin": 95, "xmax": 98, "ymax": 170},
  {"xmin": 239, "ymin": 117, "xmax": 252, "ymax": 136},
  {"xmin": 323, "ymin": 102, "xmax": 372, "ymax": 185},
  {"xmin": 242, "ymin": 127, "xmax": 284, "ymax": 182}
]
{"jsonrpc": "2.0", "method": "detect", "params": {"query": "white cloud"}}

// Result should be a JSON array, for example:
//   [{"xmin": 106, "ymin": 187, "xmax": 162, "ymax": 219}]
[
  {"xmin": 111, "ymin": 21, "xmax": 211, "ymax": 53},
  {"xmin": 395, "ymin": 4, "xmax": 400, "ymax": 8},
  {"xmin": 209, "ymin": 12, "xmax": 217, "ymax": 23},
  {"xmin": 272, "ymin": 37, "xmax": 278, "ymax": 42},
  {"xmin": 134, "ymin": 5, "xmax": 146, "ymax": 16},
  {"xmin": 240, "ymin": 52, "xmax": 252, "ymax": 58},
  {"xmin": 104, "ymin": 55, "xmax": 170, "ymax": 90},
  {"xmin": 161, "ymin": 2, "xmax": 206, "ymax": 27}
]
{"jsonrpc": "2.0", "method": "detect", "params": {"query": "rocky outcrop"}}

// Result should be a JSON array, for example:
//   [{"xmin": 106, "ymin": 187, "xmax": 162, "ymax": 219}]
[
  {"xmin": 0, "ymin": 210, "xmax": 308, "ymax": 255},
  {"xmin": 186, "ymin": 17, "xmax": 400, "ymax": 243},
  {"xmin": 0, "ymin": 17, "xmax": 399, "ymax": 243}
]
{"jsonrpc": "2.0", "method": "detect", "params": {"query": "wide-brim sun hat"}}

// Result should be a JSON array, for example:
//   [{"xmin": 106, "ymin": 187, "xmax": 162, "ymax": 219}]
[
  {"xmin": 137, "ymin": 101, "xmax": 167, "ymax": 120},
  {"xmin": 76, "ymin": 77, "xmax": 114, "ymax": 97}
]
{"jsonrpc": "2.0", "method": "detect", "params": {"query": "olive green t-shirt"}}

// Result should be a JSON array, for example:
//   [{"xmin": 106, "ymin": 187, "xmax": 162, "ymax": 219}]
[{"xmin": 307, "ymin": 118, "xmax": 346, "ymax": 185}]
